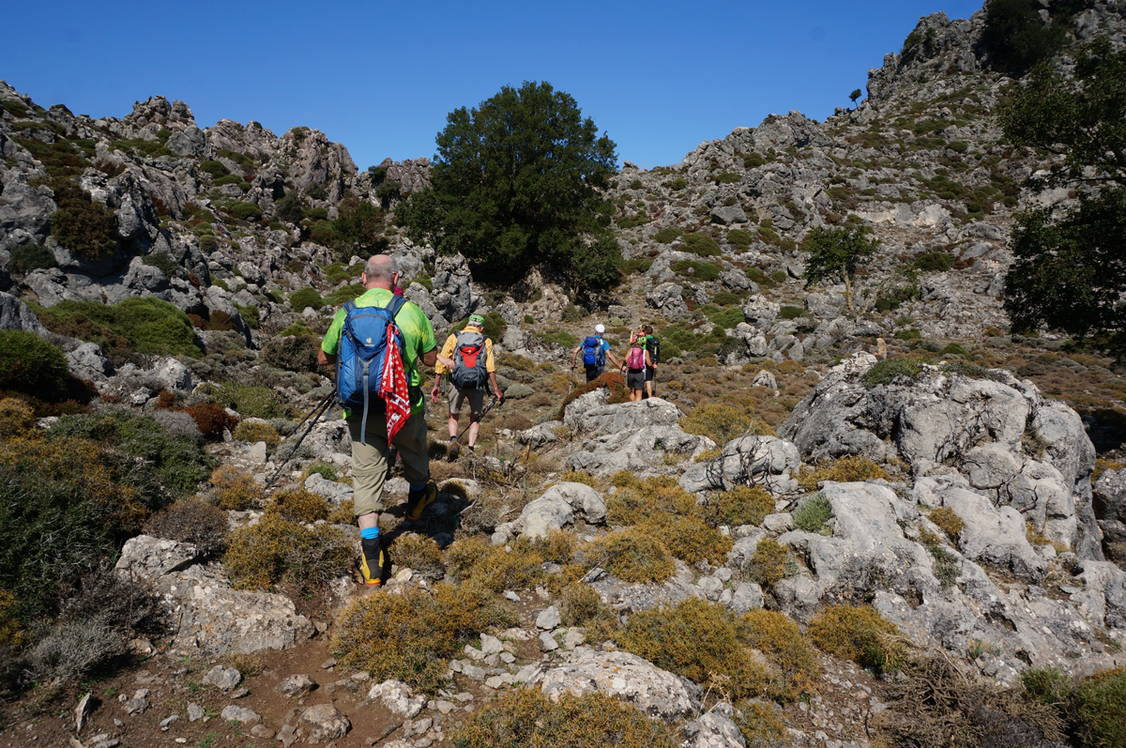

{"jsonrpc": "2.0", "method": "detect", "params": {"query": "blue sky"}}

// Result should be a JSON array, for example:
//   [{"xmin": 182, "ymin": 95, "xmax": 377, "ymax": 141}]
[{"xmin": 3, "ymin": 0, "xmax": 983, "ymax": 170}]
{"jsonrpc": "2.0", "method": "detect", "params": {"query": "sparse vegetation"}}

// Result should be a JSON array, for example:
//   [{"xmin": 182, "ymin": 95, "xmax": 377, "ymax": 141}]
[
  {"xmin": 809, "ymin": 604, "xmax": 902, "ymax": 673},
  {"xmin": 797, "ymin": 456, "xmax": 888, "ymax": 491},
  {"xmin": 744, "ymin": 538, "xmax": 789, "ymax": 587},
  {"xmin": 594, "ymin": 527, "xmax": 675, "ymax": 583},
  {"xmin": 791, "ymin": 493, "xmax": 834, "ymax": 533},
  {"xmin": 223, "ymin": 513, "xmax": 352, "ymax": 594},
  {"xmin": 704, "ymin": 485, "xmax": 775, "ymax": 527}
]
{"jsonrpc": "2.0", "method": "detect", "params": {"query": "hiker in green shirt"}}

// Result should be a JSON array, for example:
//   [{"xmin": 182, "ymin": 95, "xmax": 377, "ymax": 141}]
[{"xmin": 317, "ymin": 254, "xmax": 449, "ymax": 586}]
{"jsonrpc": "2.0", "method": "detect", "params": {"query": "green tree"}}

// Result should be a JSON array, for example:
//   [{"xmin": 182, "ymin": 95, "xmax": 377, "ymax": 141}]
[
  {"xmin": 801, "ymin": 223, "xmax": 878, "ymax": 312},
  {"xmin": 981, "ymin": 0, "xmax": 1066, "ymax": 77},
  {"xmin": 849, "ymin": 89, "xmax": 862, "ymax": 107},
  {"xmin": 399, "ymin": 81, "xmax": 621, "ymax": 292},
  {"xmin": 999, "ymin": 40, "xmax": 1126, "ymax": 355}
]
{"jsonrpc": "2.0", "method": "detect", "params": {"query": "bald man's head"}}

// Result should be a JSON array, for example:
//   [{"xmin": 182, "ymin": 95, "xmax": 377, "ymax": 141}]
[{"xmin": 361, "ymin": 254, "xmax": 397, "ymax": 289}]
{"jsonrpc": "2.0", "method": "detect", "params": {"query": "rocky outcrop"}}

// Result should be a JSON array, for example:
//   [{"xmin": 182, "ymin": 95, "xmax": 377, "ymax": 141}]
[{"xmin": 493, "ymin": 482, "xmax": 607, "ymax": 542}]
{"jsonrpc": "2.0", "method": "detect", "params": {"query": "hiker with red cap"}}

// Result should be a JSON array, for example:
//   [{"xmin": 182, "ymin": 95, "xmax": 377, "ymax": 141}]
[
  {"xmin": 432, "ymin": 313, "xmax": 504, "ymax": 460},
  {"xmin": 317, "ymin": 254, "xmax": 451, "ymax": 586}
]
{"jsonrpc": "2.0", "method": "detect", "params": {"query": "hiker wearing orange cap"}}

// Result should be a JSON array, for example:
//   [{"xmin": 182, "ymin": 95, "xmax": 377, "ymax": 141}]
[{"xmin": 432, "ymin": 313, "xmax": 504, "ymax": 459}]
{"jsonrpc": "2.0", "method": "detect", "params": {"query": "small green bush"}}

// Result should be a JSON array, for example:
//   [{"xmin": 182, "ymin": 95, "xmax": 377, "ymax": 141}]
[
  {"xmin": 34, "ymin": 297, "xmax": 202, "ymax": 358},
  {"xmin": 778, "ymin": 305, "xmax": 804, "ymax": 320},
  {"xmin": 8, "ymin": 241, "xmax": 56, "ymax": 274},
  {"xmin": 49, "ymin": 180, "xmax": 119, "ymax": 259},
  {"xmin": 262, "ymin": 335, "xmax": 318, "ymax": 373},
  {"xmin": 862, "ymin": 358, "xmax": 924, "ymax": 387},
  {"xmin": 670, "ymin": 259, "xmax": 721, "ymax": 281},
  {"xmin": 211, "ymin": 382, "xmax": 288, "ymax": 419},
  {"xmin": 332, "ymin": 583, "xmax": 512, "ymax": 692},
  {"xmin": 894, "ymin": 328, "xmax": 922, "ymax": 341},
  {"xmin": 682, "ymin": 232, "xmax": 721, "ymax": 257},
  {"xmin": 325, "ymin": 283, "xmax": 366, "ymax": 306},
  {"xmin": 727, "ymin": 229, "xmax": 754, "ymax": 247},
  {"xmin": 911, "ymin": 250, "xmax": 955, "ymax": 272},
  {"xmin": 1073, "ymin": 668, "xmax": 1126, "ymax": 747},
  {"xmin": 452, "ymin": 688, "xmax": 677, "ymax": 748},
  {"xmin": 792, "ymin": 493, "xmax": 833, "ymax": 533},
  {"xmin": 653, "ymin": 227, "xmax": 681, "ymax": 243},
  {"xmin": 289, "ymin": 288, "xmax": 324, "ymax": 312},
  {"xmin": 0, "ymin": 331, "xmax": 70, "ymax": 399},
  {"xmin": 1021, "ymin": 666, "xmax": 1071, "ymax": 707},
  {"xmin": 221, "ymin": 201, "xmax": 262, "ymax": 221}
]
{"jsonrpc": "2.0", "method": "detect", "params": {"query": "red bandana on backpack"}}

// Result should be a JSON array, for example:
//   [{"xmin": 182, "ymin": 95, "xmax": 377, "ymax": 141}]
[{"xmin": 379, "ymin": 323, "xmax": 411, "ymax": 440}]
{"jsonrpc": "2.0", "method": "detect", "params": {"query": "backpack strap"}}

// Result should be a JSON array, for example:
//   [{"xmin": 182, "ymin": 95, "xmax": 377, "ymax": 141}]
[{"xmin": 386, "ymin": 294, "xmax": 408, "ymax": 319}]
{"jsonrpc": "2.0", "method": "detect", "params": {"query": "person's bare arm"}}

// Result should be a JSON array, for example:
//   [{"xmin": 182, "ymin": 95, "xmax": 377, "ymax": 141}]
[
  {"xmin": 607, "ymin": 350, "xmax": 622, "ymax": 369},
  {"xmin": 570, "ymin": 346, "xmax": 580, "ymax": 367},
  {"xmin": 317, "ymin": 350, "xmax": 335, "ymax": 368},
  {"xmin": 421, "ymin": 349, "xmax": 438, "ymax": 367},
  {"xmin": 489, "ymin": 371, "xmax": 503, "ymax": 400}
]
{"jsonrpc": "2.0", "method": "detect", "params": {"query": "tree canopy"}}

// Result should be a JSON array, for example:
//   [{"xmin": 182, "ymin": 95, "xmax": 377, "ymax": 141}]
[
  {"xmin": 802, "ymin": 223, "xmax": 878, "ymax": 312},
  {"xmin": 398, "ymin": 81, "xmax": 621, "ymax": 292},
  {"xmin": 999, "ymin": 40, "xmax": 1125, "ymax": 355}
]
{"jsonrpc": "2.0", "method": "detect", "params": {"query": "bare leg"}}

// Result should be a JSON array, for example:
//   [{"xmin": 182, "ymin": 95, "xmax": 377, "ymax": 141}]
[
  {"xmin": 447, "ymin": 414, "xmax": 458, "ymax": 440},
  {"xmin": 467, "ymin": 419, "xmax": 481, "ymax": 447},
  {"xmin": 357, "ymin": 511, "xmax": 380, "ymax": 532}
]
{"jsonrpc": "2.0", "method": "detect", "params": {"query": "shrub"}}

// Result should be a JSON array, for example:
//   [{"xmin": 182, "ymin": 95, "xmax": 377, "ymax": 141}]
[
  {"xmin": 787, "ymin": 490, "xmax": 831, "ymax": 529},
  {"xmin": 0, "ymin": 437, "xmax": 143, "ymax": 623},
  {"xmin": 452, "ymin": 688, "xmax": 677, "ymax": 748},
  {"xmin": 894, "ymin": 328, "xmax": 922, "ymax": 341},
  {"xmin": 809, "ymin": 604, "xmax": 901, "ymax": 673},
  {"xmin": 265, "ymin": 488, "xmax": 329, "ymax": 522},
  {"xmin": 262, "ymin": 334, "xmax": 318, "ymax": 372},
  {"xmin": 0, "ymin": 330, "xmax": 69, "ymax": 400},
  {"xmin": 682, "ymin": 232, "xmax": 721, "ymax": 257},
  {"xmin": 211, "ymin": 465, "xmax": 262, "ymax": 510},
  {"xmin": 559, "ymin": 583, "xmax": 609, "ymax": 627},
  {"xmin": 390, "ymin": 534, "xmax": 445, "ymax": 581},
  {"xmin": 50, "ymin": 410, "xmax": 213, "ymax": 505},
  {"xmin": 606, "ymin": 475, "xmax": 697, "ymax": 526},
  {"xmin": 1073, "ymin": 668, "xmax": 1126, "ymax": 748},
  {"xmin": 594, "ymin": 528, "xmax": 675, "ymax": 583},
  {"xmin": 727, "ymin": 229, "xmax": 754, "ymax": 247},
  {"xmin": 705, "ymin": 485, "xmax": 775, "ymax": 527},
  {"xmin": 618, "ymin": 598, "xmax": 769, "ymax": 698},
  {"xmin": 221, "ymin": 201, "xmax": 262, "ymax": 221},
  {"xmin": 49, "ymin": 180, "xmax": 119, "ymax": 258},
  {"xmin": 445, "ymin": 538, "xmax": 544, "ymax": 593},
  {"xmin": 0, "ymin": 397, "xmax": 35, "ymax": 437},
  {"xmin": 742, "ymin": 609, "xmax": 821, "ymax": 700},
  {"xmin": 332, "ymin": 583, "xmax": 511, "ymax": 692},
  {"xmin": 290, "ymin": 287, "xmax": 325, "ymax": 312},
  {"xmin": 681, "ymin": 401, "xmax": 757, "ymax": 444},
  {"xmin": 640, "ymin": 514, "xmax": 732, "ymax": 565},
  {"xmin": 326, "ymin": 283, "xmax": 365, "ymax": 306},
  {"xmin": 670, "ymin": 258, "xmax": 721, "ymax": 281},
  {"xmin": 223, "ymin": 513, "xmax": 353, "ymax": 594},
  {"xmin": 232, "ymin": 420, "xmax": 280, "ymax": 447},
  {"xmin": 306, "ymin": 462, "xmax": 338, "ymax": 481},
  {"xmin": 143, "ymin": 498, "xmax": 228, "ymax": 557},
  {"xmin": 653, "ymin": 227, "xmax": 681, "ymax": 243},
  {"xmin": 929, "ymin": 507, "xmax": 965, "ymax": 541},
  {"xmin": 863, "ymin": 357, "xmax": 925, "ymax": 387},
  {"xmin": 1021, "ymin": 666, "xmax": 1071, "ymax": 707},
  {"xmin": 912, "ymin": 250, "xmax": 955, "ymax": 272},
  {"xmin": 183, "ymin": 402, "xmax": 239, "ymax": 441},
  {"xmin": 211, "ymin": 382, "xmax": 288, "ymax": 419},
  {"xmin": 35, "ymin": 298, "xmax": 202, "ymax": 358},
  {"xmin": 744, "ymin": 538, "xmax": 789, "ymax": 587},
  {"xmin": 8, "ymin": 241, "xmax": 56, "ymax": 274}
]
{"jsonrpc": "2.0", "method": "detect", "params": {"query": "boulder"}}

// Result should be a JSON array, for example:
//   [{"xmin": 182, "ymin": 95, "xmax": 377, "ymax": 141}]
[
  {"xmin": 0, "ymin": 291, "xmax": 45, "ymax": 333},
  {"xmin": 299, "ymin": 704, "xmax": 350, "ymax": 742},
  {"xmin": 495, "ymin": 482, "xmax": 607, "ymax": 541},
  {"xmin": 368, "ymin": 680, "xmax": 425, "ymax": 718},
  {"xmin": 304, "ymin": 473, "xmax": 353, "ymax": 504},
  {"xmin": 679, "ymin": 436, "xmax": 799, "ymax": 493},
  {"xmin": 66, "ymin": 342, "xmax": 114, "ymax": 380},
  {"xmin": 566, "ymin": 425, "xmax": 715, "ymax": 476},
  {"xmin": 681, "ymin": 701, "xmax": 746, "ymax": 748},
  {"xmin": 534, "ymin": 649, "xmax": 700, "ymax": 720},
  {"xmin": 564, "ymin": 397, "xmax": 682, "ymax": 435}
]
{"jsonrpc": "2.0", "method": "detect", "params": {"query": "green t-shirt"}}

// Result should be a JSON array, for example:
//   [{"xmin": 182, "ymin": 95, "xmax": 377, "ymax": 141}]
[{"xmin": 321, "ymin": 288, "xmax": 437, "ymax": 413}]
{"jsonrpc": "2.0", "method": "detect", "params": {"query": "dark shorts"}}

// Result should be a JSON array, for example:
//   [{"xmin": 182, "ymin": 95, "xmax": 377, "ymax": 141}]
[
  {"xmin": 626, "ymin": 369, "xmax": 645, "ymax": 390},
  {"xmin": 584, "ymin": 364, "xmax": 603, "ymax": 382}
]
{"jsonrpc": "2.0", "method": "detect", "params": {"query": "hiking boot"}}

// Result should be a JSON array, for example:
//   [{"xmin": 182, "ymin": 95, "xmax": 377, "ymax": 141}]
[
  {"xmin": 359, "ymin": 536, "xmax": 386, "ymax": 586},
  {"xmin": 405, "ymin": 481, "xmax": 438, "ymax": 522},
  {"xmin": 447, "ymin": 442, "xmax": 460, "ymax": 462}
]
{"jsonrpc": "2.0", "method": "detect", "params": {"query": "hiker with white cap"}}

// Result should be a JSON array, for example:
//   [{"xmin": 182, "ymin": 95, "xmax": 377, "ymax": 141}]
[
  {"xmin": 432, "ymin": 313, "xmax": 504, "ymax": 459},
  {"xmin": 570, "ymin": 323, "xmax": 622, "ymax": 382}
]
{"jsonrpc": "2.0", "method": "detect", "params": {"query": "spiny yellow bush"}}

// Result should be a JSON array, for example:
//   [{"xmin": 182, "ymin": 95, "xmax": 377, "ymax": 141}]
[
  {"xmin": 265, "ymin": 488, "xmax": 329, "ymax": 522},
  {"xmin": 532, "ymin": 529, "xmax": 580, "ymax": 564},
  {"xmin": 797, "ymin": 455, "xmax": 888, "ymax": 491},
  {"xmin": 930, "ymin": 507, "xmax": 965, "ymax": 540},
  {"xmin": 734, "ymin": 700, "xmax": 786, "ymax": 744},
  {"xmin": 232, "ymin": 420, "xmax": 280, "ymax": 447},
  {"xmin": 444, "ymin": 537, "xmax": 544, "ymax": 593},
  {"xmin": 333, "ymin": 582, "xmax": 512, "ymax": 692},
  {"xmin": 559, "ymin": 583, "xmax": 609, "ymax": 627},
  {"xmin": 391, "ymin": 533, "xmax": 445, "ymax": 581},
  {"xmin": 618, "ymin": 598, "xmax": 769, "ymax": 699},
  {"xmin": 560, "ymin": 470, "xmax": 598, "ymax": 488},
  {"xmin": 680, "ymin": 401, "xmax": 775, "ymax": 445},
  {"xmin": 640, "ymin": 514, "xmax": 732, "ymax": 565},
  {"xmin": 0, "ymin": 397, "xmax": 35, "ymax": 437},
  {"xmin": 607, "ymin": 475, "xmax": 698, "ymax": 526},
  {"xmin": 327, "ymin": 499, "xmax": 354, "ymax": 524},
  {"xmin": 223, "ymin": 513, "xmax": 353, "ymax": 594},
  {"xmin": 809, "ymin": 604, "xmax": 902, "ymax": 673},
  {"xmin": 594, "ymin": 527, "xmax": 675, "ymax": 583},
  {"xmin": 744, "ymin": 538, "xmax": 789, "ymax": 587},
  {"xmin": 705, "ymin": 485, "xmax": 775, "ymax": 527},
  {"xmin": 742, "ymin": 609, "xmax": 820, "ymax": 700},
  {"xmin": 211, "ymin": 465, "xmax": 262, "ymax": 510},
  {"xmin": 452, "ymin": 688, "xmax": 677, "ymax": 748}
]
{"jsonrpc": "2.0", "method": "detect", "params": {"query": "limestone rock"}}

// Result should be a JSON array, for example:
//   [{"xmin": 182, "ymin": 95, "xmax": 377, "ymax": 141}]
[
  {"xmin": 299, "ymin": 703, "xmax": 350, "ymax": 742},
  {"xmin": 681, "ymin": 701, "xmax": 746, "ymax": 747},
  {"xmin": 368, "ymin": 679, "xmax": 425, "ymax": 718}
]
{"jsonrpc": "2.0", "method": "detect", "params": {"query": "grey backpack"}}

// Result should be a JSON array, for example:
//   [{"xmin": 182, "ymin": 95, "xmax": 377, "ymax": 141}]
[{"xmin": 450, "ymin": 330, "xmax": 489, "ymax": 389}]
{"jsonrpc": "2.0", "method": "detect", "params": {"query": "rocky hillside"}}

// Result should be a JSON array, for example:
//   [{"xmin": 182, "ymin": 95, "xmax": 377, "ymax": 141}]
[{"xmin": 1, "ymin": 1, "xmax": 1125, "ymax": 747}]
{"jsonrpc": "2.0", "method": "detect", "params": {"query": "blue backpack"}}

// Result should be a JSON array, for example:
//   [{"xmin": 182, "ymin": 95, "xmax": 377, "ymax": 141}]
[
  {"xmin": 336, "ymin": 295, "xmax": 408, "ymax": 441},
  {"xmin": 581, "ymin": 336, "xmax": 605, "ymax": 367}
]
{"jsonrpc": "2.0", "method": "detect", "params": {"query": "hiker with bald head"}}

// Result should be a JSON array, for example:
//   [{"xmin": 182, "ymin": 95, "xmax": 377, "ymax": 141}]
[
  {"xmin": 570, "ymin": 323, "xmax": 621, "ymax": 382},
  {"xmin": 432, "ymin": 313, "xmax": 504, "ymax": 460},
  {"xmin": 317, "ymin": 254, "xmax": 452, "ymax": 586}
]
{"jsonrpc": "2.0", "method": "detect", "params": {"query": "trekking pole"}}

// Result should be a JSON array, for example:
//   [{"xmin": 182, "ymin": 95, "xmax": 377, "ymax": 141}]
[
  {"xmin": 451, "ymin": 393, "xmax": 503, "ymax": 445},
  {"xmin": 265, "ymin": 392, "xmax": 336, "ymax": 489}
]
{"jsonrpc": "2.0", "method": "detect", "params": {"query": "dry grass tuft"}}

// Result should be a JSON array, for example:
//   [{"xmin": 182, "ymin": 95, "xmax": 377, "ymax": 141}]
[{"xmin": 797, "ymin": 455, "xmax": 888, "ymax": 491}]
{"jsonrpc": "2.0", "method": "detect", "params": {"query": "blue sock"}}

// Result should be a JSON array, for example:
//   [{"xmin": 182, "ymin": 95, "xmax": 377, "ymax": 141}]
[{"xmin": 360, "ymin": 526, "xmax": 380, "ymax": 540}]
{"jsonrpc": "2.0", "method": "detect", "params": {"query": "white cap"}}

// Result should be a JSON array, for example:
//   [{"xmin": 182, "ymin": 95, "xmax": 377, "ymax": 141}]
[{"xmin": 594, "ymin": 323, "xmax": 606, "ymax": 334}]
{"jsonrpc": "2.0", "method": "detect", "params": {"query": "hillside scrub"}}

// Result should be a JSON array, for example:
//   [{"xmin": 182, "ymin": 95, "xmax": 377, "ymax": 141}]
[
  {"xmin": 452, "ymin": 688, "xmax": 677, "ymax": 748},
  {"xmin": 34, "ymin": 297, "xmax": 202, "ymax": 359},
  {"xmin": 593, "ymin": 528, "xmax": 675, "ymax": 583},
  {"xmin": 742, "ymin": 609, "xmax": 821, "ymax": 700},
  {"xmin": 332, "ymin": 583, "xmax": 512, "ymax": 692},
  {"xmin": 704, "ymin": 485, "xmax": 775, "ymax": 527},
  {"xmin": 809, "ymin": 604, "xmax": 902, "ymax": 673},
  {"xmin": 223, "ymin": 514, "xmax": 353, "ymax": 595},
  {"xmin": 142, "ymin": 498, "xmax": 229, "ymax": 558},
  {"xmin": 0, "ymin": 331, "xmax": 70, "ymax": 400},
  {"xmin": 797, "ymin": 455, "xmax": 888, "ymax": 491}
]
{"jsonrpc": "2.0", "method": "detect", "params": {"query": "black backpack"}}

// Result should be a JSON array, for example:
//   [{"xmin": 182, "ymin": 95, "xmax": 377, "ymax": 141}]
[{"xmin": 644, "ymin": 335, "xmax": 660, "ymax": 365}]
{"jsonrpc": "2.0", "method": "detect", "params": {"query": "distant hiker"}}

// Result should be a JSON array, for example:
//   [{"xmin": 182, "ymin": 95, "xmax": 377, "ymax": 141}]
[
  {"xmin": 638, "ymin": 323, "xmax": 660, "ymax": 398},
  {"xmin": 431, "ymin": 313, "xmax": 504, "ymax": 460},
  {"xmin": 622, "ymin": 330, "xmax": 653, "ymax": 402},
  {"xmin": 317, "ymin": 254, "xmax": 451, "ymax": 586},
  {"xmin": 571, "ymin": 323, "xmax": 621, "ymax": 382}
]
